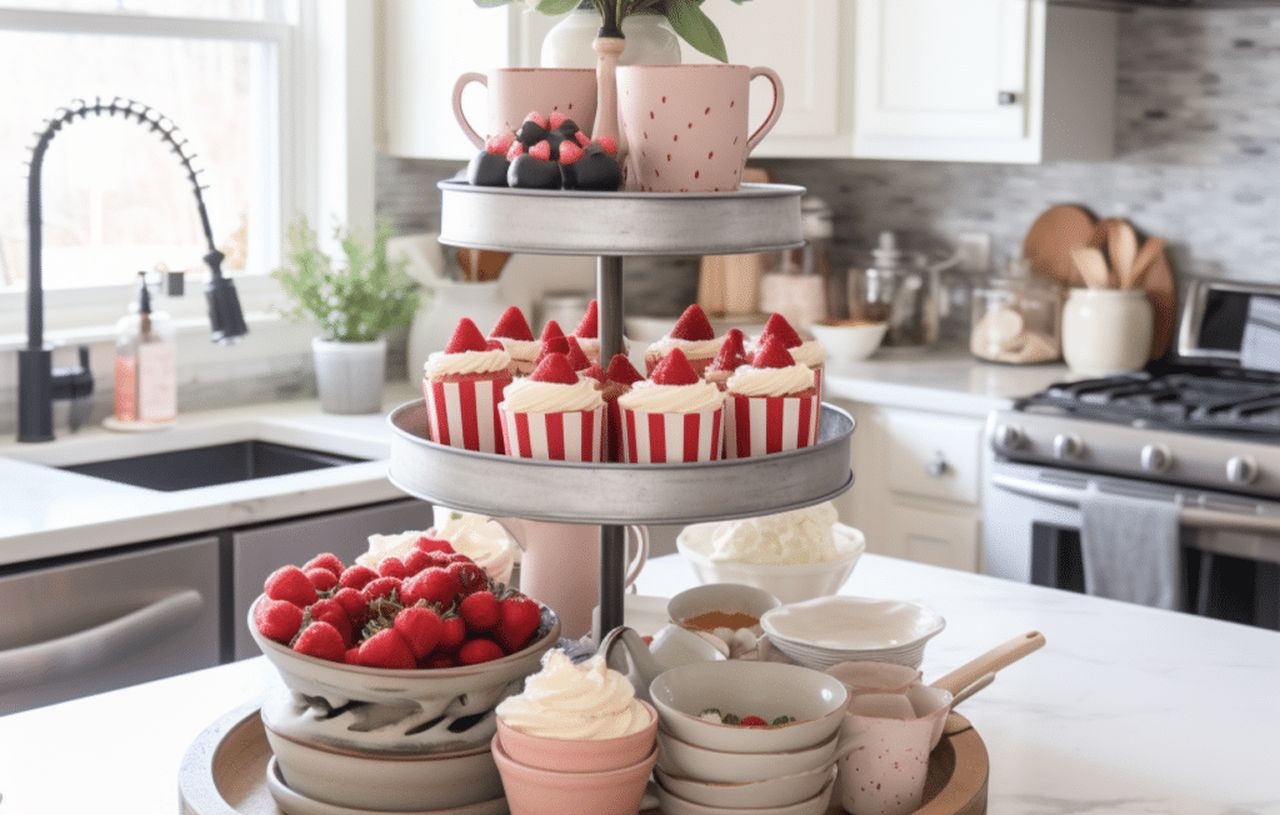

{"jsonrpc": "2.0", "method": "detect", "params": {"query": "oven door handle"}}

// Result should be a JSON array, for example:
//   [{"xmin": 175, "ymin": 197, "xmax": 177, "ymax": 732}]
[
  {"xmin": 990, "ymin": 474, "xmax": 1280, "ymax": 535},
  {"xmin": 0, "ymin": 589, "xmax": 204, "ymax": 694}
]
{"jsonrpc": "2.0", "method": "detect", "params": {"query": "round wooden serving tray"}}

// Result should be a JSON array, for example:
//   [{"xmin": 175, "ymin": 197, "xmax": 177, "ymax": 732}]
[{"xmin": 179, "ymin": 706, "xmax": 987, "ymax": 815}]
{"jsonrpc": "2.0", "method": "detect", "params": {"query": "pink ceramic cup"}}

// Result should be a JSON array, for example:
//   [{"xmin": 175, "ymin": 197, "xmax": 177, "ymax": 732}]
[
  {"xmin": 496, "ymin": 700, "xmax": 658, "ymax": 772},
  {"xmin": 453, "ymin": 67, "xmax": 597, "ymax": 148},
  {"xmin": 617, "ymin": 63, "xmax": 784, "ymax": 192},
  {"xmin": 492, "ymin": 735, "xmax": 658, "ymax": 815}
]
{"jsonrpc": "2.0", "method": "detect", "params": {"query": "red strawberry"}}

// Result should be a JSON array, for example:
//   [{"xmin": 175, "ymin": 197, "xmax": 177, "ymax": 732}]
[
  {"xmin": 760, "ymin": 313, "xmax": 803, "ymax": 349},
  {"xmin": 752, "ymin": 336, "xmax": 797, "ymax": 369},
  {"xmin": 439, "ymin": 614, "xmax": 467, "ymax": 652},
  {"xmin": 402, "ymin": 567, "xmax": 461, "ymax": 608},
  {"xmin": 548, "ymin": 110, "xmax": 567, "ymax": 130},
  {"xmin": 581, "ymin": 363, "xmax": 605, "ymax": 383},
  {"xmin": 303, "ymin": 553, "xmax": 344, "ymax": 576},
  {"xmin": 264, "ymin": 565, "xmax": 317, "ymax": 607},
  {"xmin": 403, "ymin": 549, "xmax": 432, "ymax": 575},
  {"xmin": 669, "ymin": 304, "xmax": 715, "ymax": 341},
  {"xmin": 362, "ymin": 576, "xmax": 403, "ymax": 603},
  {"xmin": 339, "ymin": 564, "xmax": 379, "ymax": 591},
  {"xmin": 540, "ymin": 319, "xmax": 567, "ymax": 347},
  {"xmin": 331, "ymin": 587, "xmax": 368, "ymax": 626},
  {"xmin": 651, "ymin": 348, "xmax": 700, "ymax": 386},
  {"xmin": 529, "ymin": 352, "xmax": 579, "ymax": 385},
  {"xmin": 564, "ymin": 336, "xmax": 591, "ymax": 371},
  {"xmin": 485, "ymin": 130, "xmax": 515, "ymax": 156},
  {"xmin": 740, "ymin": 715, "xmax": 769, "ymax": 728},
  {"xmin": 357, "ymin": 628, "xmax": 416, "ymax": 669},
  {"xmin": 415, "ymin": 536, "xmax": 454, "ymax": 554},
  {"xmin": 574, "ymin": 299, "xmax": 599, "ymax": 339},
  {"xmin": 575, "ymin": 131, "xmax": 590, "ymax": 147},
  {"xmin": 458, "ymin": 638, "xmax": 506, "ymax": 665},
  {"xmin": 605, "ymin": 353, "xmax": 644, "ymax": 386},
  {"xmin": 293, "ymin": 621, "xmax": 346, "ymax": 662},
  {"xmin": 378, "ymin": 557, "xmax": 408, "ymax": 580},
  {"xmin": 496, "ymin": 594, "xmax": 542, "ymax": 653},
  {"xmin": 709, "ymin": 328, "xmax": 748, "ymax": 373},
  {"xmin": 558, "ymin": 140, "xmax": 583, "ymax": 165},
  {"xmin": 420, "ymin": 551, "xmax": 458, "ymax": 570},
  {"xmin": 489, "ymin": 306, "xmax": 535, "ymax": 342},
  {"xmin": 254, "ymin": 598, "xmax": 303, "ymax": 643},
  {"xmin": 425, "ymin": 653, "xmax": 457, "ymax": 669},
  {"xmin": 305, "ymin": 567, "xmax": 338, "ymax": 593},
  {"xmin": 528, "ymin": 140, "xmax": 552, "ymax": 161},
  {"xmin": 506, "ymin": 140, "xmax": 525, "ymax": 161},
  {"xmin": 444, "ymin": 318, "xmax": 489, "ymax": 354},
  {"xmin": 487, "ymin": 339, "xmax": 504, "ymax": 350},
  {"xmin": 448, "ymin": 561, "xmax": 489, "ymax": 596},
  {"xmin": 308, "ymin": 598, "xmax": 353, "ymax": 644},
  {"xmin": 441, "ymin": 551, "xmax": 473, "ymax": 563},
  {"xmin": 459, "ymin": 591, "xmax": 501, "ymax": 632},
  {"xmin": 595, "ymin": 135, "xmax": 618, "ymax": 156},
  {"xmin": 394, "ymin": 605, "xmax": 443, "ymax": 659},
  {"xmin": 524, "ymin": 111, "xmax": 549, "ymax": 129},
  {"xmin": 344, "ymin": 646, "xmax": 361, "ymax": 665}
]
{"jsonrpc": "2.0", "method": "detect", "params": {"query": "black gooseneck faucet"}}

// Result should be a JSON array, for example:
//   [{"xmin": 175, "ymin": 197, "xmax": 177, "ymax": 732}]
[{"xmin": 18, "ymin": 97, "xmax": 248, "ymax": 443}]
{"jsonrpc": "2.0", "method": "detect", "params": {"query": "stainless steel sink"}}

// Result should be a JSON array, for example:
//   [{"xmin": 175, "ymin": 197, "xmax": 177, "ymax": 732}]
[{"xmin": 59, "ymin": 440, "xmax": 365, "ymax": 492}]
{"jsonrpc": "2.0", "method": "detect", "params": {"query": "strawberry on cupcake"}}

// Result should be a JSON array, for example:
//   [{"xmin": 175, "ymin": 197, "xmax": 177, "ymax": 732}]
[
  {"xmin": 751, "ymin": 313, "xmax": 827, "ymax": 397},
  {"xmin": 724, "ymin": 337, "xmax": 820, "ymax": 459},
  {"xmin": 704, "ymin": 327, "xmax": 749, "ymax": 391},
  {"xmin": 498, "ymin": 352, "xmax": 606, "ymax": 461},
  {"xmin": 424, "ymin": 318, "xmax": 513, "ymax": 453},
  {"xmin": 571, "ymin": 299, "xmax": 629, "ymax": 364},
  {"xmin": 644, "ymin": 304, "xmax": 725, "ymax": 376},
  {"xmin": 620, "ymin": 349, "xmax": 726, "ymax": 463},
  {"xmin": 603, "ymin": 354, "xmax": 643, "ymax": 462},
  {"xmin": 489, "ymin": 306, "xmax": 540, "ymax": 376},
  {"xmin": 565, "ymin": 336, "xmax": 592, "ymax": 372}
]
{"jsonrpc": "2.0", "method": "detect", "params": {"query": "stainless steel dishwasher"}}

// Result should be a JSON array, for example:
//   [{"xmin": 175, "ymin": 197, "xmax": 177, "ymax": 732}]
[{"xmin": 0, "ymin": 536, "xmax": 221, "ymax": 714}]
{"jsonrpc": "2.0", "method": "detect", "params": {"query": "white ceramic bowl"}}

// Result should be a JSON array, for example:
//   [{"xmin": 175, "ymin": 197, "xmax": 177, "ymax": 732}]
[
  {"xmin": 676, "ymin": 524, "xmax": 865, "ymax": 604},
  {"xmin": 656, "ymin": 760, "xmax": 835, "ymax": 808},
  {"xmin": 657, "ymin": 729, "xmax": 838, "ymax": 784},
  {"xmin": 808, "ymin": 321, "xmax": 888, "ymax": 363},
  {"xmin": 265, "ymin": 756, "xmax": 510, "ymax": 815},
  {"xmin": 761, "ymin": 596, "xmax": 945, "ymax": 670},
  {"xmin": 648, "ymin": 661, "xmax": 848, "ymax": 753},
  {"xmin": 667, "ymin": 583, "xmax": 781, "ymax": 628},
  {"xmin": 656, "ymin": 770, "xmax": 837, "ymax": 815}
]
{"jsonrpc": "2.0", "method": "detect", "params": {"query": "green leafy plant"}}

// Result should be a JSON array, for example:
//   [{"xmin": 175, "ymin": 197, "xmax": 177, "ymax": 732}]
[
  {"xmin": 476, "ymin": 0, "xmax": 749, "ymax": 63},
  {"xmin": 274, "ymin": 217, "xmax": 420, "ymax": 343}
]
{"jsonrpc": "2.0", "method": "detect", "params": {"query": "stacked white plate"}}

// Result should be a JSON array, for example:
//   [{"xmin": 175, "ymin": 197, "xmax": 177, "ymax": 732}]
[{"xmin": 760, "ymin": 596, "xmax": 945, "ymax": 670}]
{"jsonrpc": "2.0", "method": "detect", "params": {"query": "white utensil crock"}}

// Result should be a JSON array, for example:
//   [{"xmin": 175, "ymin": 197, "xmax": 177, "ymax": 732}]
[
  {"xmin": 312, "ymin": 338, "xmax": 386, "ymax": 415},
  {"xmin": 1061, "ymin": 288, "xmax": 1153, "ymax": 376}
]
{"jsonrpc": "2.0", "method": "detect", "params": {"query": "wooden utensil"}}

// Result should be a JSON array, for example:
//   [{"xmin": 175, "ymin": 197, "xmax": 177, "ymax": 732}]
[
  {"xmin": 698, "ymin": 166, "xmax": 770, "ymax": 317},
  {"xmin": 1071, "ymin": 247, "xmax": 1112, "ymax": 289},
  {"xmin": 1023, "ymin": 204, "xmax": 1097, "ymax": 287},
  {"xmin": 1107, "ymin": 219, "xmax": 1140, "ymax": 289},
  {"xmin": 455, "ymin": 249, "xmax": 510, "ymax": 283},
  {"xmin": 950, "ymin": 672, "xmax": 996, "ymax": 708},
  {"xmin": 1130, "ymin": 237, "xmax": 1165, "ymax": 284},
  {"xmin": 931, "ymin": 630, "xmax": 1046, "ymax": 697},
  {"xmin": 1144, "ymin": 245, "xmax": 1177, "ymax": 359}
]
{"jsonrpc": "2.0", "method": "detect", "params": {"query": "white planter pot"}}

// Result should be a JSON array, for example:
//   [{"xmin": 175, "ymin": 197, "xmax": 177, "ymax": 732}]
[
  {"xmin": 1061, "ymin": 288, "xmax": 1153, "ymax": 377},
  {"xmin": 541, "ymin": 9, "xmax": 682, "ymax": 68},
  {"xmin": 312, "ymin": 338, "xmax": 386, "ymax": 415}
]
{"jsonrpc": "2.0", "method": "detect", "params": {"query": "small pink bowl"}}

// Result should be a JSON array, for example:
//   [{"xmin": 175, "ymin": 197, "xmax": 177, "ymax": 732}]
[
  {"xmin": 496, "ymin": 701, "xmax": 657, "ymax": 773},
  {"xmin": 492, "ymin": 734, "xmax": 658, "ymax": 815}
]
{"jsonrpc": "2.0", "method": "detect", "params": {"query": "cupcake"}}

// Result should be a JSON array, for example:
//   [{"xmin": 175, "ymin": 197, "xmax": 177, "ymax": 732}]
[
  {"xmin": 424, "ymin": 318, "xmax": 513, "ymax": 453},
  {"xmin": 565, "ymin": 336, "xmax": 592, "ymax": 372},
  {"xmin": 603, "ymin": 354, "xmax": 643, "ymax": 462},
  {"xmin": 619, "ymin": 349, "xmax": 726, "ymax": 463},
  {"xmin": 752, "ymin": 313, "xmax": 827, "ymax": 398},
  {"xmin": 498, "ymin": 352, "xmax": 605, "ymax": 461},
  {"xmin": 644, "ymin": 304, "xmax": 724, "ymax": 376},
  {"xmin": 571, "ymin": 299, "xmax": 629, "ymax": 364},
  {"xmin": 489, "ymin": 306, "xmax": 540, "ymax": 376},
  {"xmin": 724, "ymin": 337, "xmax": 820, "ymax": 459},
  {"xmin": 704, "ymin": 327, "xmax": 748, "ymax": 391}
]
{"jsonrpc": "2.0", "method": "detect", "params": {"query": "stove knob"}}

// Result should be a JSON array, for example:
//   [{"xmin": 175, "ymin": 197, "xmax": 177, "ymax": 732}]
[
  {"xmin": 1053, "ymin": 433, "xmax": 1083, "ymax": 460},
  {"xmin": 994, "ymin": 423, "xmax": 1026, "ymax": 451},
  {"xmin": 1140, "ymin": 443, "xmax": 1173, "ymax": 474},
  {"xmin": 1226, "ymin": 455, "xmax": 1259, "ymax": 485}
]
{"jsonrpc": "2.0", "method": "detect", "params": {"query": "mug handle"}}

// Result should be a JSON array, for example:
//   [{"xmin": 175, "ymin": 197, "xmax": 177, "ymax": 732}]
[
  {"xmin": 745, "ymin": 66, "xmax": 785, "ymax": 155},
  {"xmin": 624, "ymin": 525, "xmax": 650, "ymax": 590},
  {"xmin": 452, "ymin": 71, "xmax": 488, "ymax": 149}
]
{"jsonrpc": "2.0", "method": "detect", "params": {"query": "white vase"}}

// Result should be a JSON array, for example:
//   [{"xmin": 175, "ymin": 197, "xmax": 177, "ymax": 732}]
[
  {"xmin": 1061, "ymin": 288, "xmax": 1153, "ymax": 376},
  {"xmin": 406, "ymin": 280, "xmax": 510, "ymax": 382},
  {"xmin": 541, "ymin": 9, "xmax": 682, "ymax": 68},
  {"xmin": 312, "ymin": 338, "xmax": 386, "ymax": 415}
]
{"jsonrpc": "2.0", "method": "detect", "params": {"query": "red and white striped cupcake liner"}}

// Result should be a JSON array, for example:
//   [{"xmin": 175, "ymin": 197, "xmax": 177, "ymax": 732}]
[
  {"xmin": 423, "ymin": 373, "xmax": 511, "ymax": 454},
  {"xmin": 621, "ymin": 405, "xmax": 725, "ymax": 464},
  {"xmin": 723, "ymin": 393, "xmax": 820, "ymax": 458},
  {"xmin": 498, "ymin": 405, "xmax": 605, "ymax": 462}
]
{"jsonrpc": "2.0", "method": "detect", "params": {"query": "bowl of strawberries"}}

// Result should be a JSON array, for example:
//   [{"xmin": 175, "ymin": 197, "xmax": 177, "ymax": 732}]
[{"xmin": 249, "ymin": 536, "xmax": 560, "ymax": 756}]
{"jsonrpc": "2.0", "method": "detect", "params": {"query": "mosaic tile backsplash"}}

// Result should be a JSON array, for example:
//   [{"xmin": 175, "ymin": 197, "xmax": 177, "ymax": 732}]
[{"xmin": 376, "ymin": 7, "xmax": 1280, "ymax": 316}]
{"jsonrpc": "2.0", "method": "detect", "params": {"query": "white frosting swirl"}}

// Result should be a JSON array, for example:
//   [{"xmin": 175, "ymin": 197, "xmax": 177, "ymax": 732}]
[
  {"xmin": 646, "ymin": 336, "xmax": 724, "ymax": 360},
  {"xmin": 496, "ymin": 651, "xmax": 651, "ymax": 740},
  {"xmin": 357, "ymin": 523, "xmax": 514, "ymax": 575},
  {"xmin": 424, "ymin": 348, "xmax": 511, "ymax": 378},
  {"xmin": 686, "ymin": 502, "xmax": 843, "ymax": 565},
  {"xmin": 497, "ymin": 338, "xmax": 541, "ymax": 363},
  {"xmin": 618, "ymin": 380, "xmax": 725, "ymax": 414},
  {"xmin": 749, "ymin": 337, "xmax": 826, "ymax": 368},
  {"xmin": 501, "ymin": 376, "xmax": 603, "ymax": 413},
  {"xmin": 726, "ymin": 364, "xmax": 814, "ymax": 397}
]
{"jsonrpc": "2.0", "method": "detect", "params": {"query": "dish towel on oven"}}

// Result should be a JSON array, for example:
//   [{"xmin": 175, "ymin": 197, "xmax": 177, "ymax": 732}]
[
  {"xmin": 1241, "ymin": 295, "xmax": 1280, "ymax": 373},
  {"xmin": 1080, "ymin": 490, "xmax": 1182, "ymax": 610}
]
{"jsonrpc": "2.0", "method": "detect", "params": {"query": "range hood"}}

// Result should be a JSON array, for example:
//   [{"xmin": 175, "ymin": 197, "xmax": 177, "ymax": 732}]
[{"xmin": 1052, "ymin": 0, "xmax": 1280, "ymax": 8}]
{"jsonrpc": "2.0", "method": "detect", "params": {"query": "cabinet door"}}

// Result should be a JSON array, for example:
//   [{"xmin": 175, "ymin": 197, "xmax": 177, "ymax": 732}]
[
  {"xmin": 885, "ymin": 505, "xmax": 981, "ymax": 572},
  {"xmin": 855, "ymin": 0, "xmax": 1033, "ymax": 143}
]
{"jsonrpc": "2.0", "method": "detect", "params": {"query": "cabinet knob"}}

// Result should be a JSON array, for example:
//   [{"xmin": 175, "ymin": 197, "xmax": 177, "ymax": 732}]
[
  {"xmin": 998, "ymin": 91, "xmax": 1019, "ymax": 106},
  {"xmin": 925, "ymin": 452, "xmax": 949, "ymax": 478},
  {"xmin": 1053, "ymin": 433, "xmax": 1083, "ymax": 460},
  {"xmin": 1140, "ymin": 444, "xmax": 1173, "ymax": 474},
  {"xmin": 1226, "ymin": 455, "xmax": 1259, "ymax": 485},
  {"xmin": 994, "ymin": 423, "xmax": 1026, "ymax": 451}
]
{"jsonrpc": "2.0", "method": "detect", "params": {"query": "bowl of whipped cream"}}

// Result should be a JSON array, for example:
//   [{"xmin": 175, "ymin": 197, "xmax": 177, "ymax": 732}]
[{"xmin": 676, "ymin": 503, "xmax": 865, "ymax": 603}]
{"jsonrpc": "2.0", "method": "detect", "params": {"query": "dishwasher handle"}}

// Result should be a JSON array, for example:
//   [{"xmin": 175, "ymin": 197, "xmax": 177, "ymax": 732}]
[{"xmin": 0, "ymin": 589, "xmax": 205, "ymax": 694}]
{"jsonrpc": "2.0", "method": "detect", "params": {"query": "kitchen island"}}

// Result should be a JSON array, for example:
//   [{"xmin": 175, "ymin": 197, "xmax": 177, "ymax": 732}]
[{"xmin": 0, "ymin": 553, "xmax": 1274, "ymax": 814}]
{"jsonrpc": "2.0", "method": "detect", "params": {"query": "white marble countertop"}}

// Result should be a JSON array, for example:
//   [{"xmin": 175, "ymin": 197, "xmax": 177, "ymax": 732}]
[{"xmin": 1, "ymin": 553, "xmax": 1274, "ymax": 814}]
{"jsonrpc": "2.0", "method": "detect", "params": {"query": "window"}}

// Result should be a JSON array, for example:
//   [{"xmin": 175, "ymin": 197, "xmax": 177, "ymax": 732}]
[{"xmin": 0, "ymin": 1, "xmax": 295, "ymax": 294}]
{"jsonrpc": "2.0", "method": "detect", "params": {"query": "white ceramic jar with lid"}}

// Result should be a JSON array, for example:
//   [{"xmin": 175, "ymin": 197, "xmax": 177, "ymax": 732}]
[
  {"xmin": 1061, "ymin": 288, "xmax": 1153, "ymax": 376},
  {"xmin": 970, "ymin": 257, "xmax": 1062, "ymax": 365}
]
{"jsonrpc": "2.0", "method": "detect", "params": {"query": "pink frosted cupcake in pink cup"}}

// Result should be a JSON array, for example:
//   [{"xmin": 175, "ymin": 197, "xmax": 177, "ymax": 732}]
[
  {"xmin": 498, "ymin": 353, "xmax": 605, "ymax": 461},
  {"xmin": 724, "ymin": 337, "xmax": 820, "ymax": 459},
  {"xmin": 619, "ymin": 349, "xmax": 726, "ymax": 464}
]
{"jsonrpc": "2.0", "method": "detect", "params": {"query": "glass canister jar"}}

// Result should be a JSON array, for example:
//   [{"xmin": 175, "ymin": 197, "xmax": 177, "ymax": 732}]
[{"xmin": 970, "ymin": 261, "xmax": 1062, "ymax": 364}]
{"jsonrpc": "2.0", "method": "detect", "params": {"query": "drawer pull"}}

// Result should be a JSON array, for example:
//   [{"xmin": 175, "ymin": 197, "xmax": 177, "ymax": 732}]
[{"xmin": 925, "ymin": 453, "xmax": 950, "ymax": 478}]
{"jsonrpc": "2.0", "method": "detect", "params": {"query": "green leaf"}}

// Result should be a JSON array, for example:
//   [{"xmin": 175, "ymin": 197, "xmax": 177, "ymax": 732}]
[
  {"xmin": 665, "ymin": 0, "xmax": 728, "ymax": 62},
  {"xmin": 536, "ymin": 0, "xmax": 581, "ymax": 13}
]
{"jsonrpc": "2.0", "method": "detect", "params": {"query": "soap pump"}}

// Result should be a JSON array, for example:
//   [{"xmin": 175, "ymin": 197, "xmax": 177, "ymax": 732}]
[{"xmin": 114, "ymin": 271, "xmax": 177, "ymax": 424}]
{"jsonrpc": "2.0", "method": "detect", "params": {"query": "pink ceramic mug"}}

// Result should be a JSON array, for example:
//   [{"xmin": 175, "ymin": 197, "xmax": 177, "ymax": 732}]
[
  {"xmin": 452, "ymin": 68, "xmax": 597, "ymax": 148},
  {"xmin": 616, "ymin": 63, "xmax": 784, "ymax": 192}
]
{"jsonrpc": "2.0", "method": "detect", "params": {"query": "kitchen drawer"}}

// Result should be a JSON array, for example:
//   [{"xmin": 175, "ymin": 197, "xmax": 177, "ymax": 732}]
[
  {"xmin": 885, "ymin": 411, "xmax": 983, "ymax": 507},
  {"xmin": 886, "ymin": 505, "xmax": 981, "ymax": 572},
  {"xmin": 0, "ymin": 536, "xmax": 221, "ymax": 714}
]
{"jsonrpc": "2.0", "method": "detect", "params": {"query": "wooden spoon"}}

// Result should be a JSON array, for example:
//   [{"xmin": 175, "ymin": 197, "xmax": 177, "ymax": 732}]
[
  {"xmin": 1129, "ymin": 237, "xmax": 1166, "ymax": 287},
  {"xmin": 1071, "ymin": 247, "xmax": 1112, "ymax": 289},
  {"xmin": 1108, "ymin": 219, "xmax": 1140, "ymax": 289},
  {"xmin": 931, "ymin": 631, "xmax": 1046, "ymax": 697}
]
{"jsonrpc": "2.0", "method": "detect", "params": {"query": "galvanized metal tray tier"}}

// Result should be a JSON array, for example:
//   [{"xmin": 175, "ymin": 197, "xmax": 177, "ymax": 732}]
[
  {"xmin": 388, "ymin": 400, "xmax": 854, "ymax": 525},
  {"xmin": 438, "ymin": 181, "xmax": 805, "ymax": 256}
]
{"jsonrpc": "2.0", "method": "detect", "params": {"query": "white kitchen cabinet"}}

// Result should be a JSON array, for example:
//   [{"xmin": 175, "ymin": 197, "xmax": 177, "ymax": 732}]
[{"xmin": 852, "ymin": 0, "xmax": 1116, "ymax": 163}]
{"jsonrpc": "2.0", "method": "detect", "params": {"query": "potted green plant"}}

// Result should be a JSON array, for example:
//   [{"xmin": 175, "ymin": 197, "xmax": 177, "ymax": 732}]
[{"xmin": 274, "ymin": 217, "xmax": 419, "ymax": 414}]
